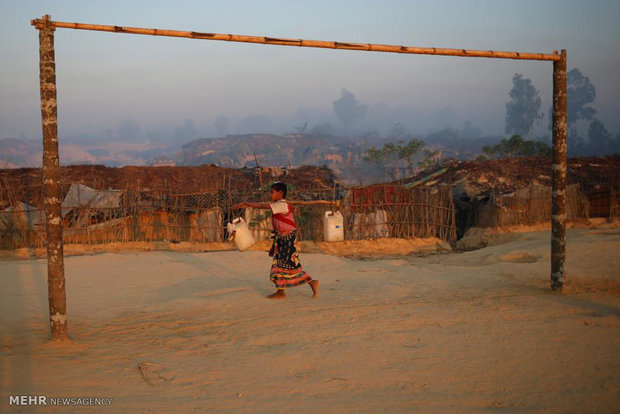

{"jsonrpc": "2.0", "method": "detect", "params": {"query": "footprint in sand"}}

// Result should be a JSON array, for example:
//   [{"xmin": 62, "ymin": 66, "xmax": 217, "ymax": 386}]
[{"xmin": 500, "ymin": 251, "xmax": 542, "ymax": 263}]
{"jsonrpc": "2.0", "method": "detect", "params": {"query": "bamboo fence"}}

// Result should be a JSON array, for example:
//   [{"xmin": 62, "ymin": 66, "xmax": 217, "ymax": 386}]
[
  {"xmin": 0, "ymin": 181, "xmax": 456, "ymax": 249},
  {"xmin": 2, "ymin": 178, "xmax": 612, "ymax": 250},
  {"xmin": 475, "ymin": 183, "xmax": 590, "ymax": 228}
]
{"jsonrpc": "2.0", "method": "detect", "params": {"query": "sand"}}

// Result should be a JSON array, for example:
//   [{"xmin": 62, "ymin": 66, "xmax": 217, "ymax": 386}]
[
  {"xmin": 0, "ymin": 237, "xmax": 451, "ymax": 261},
  {"xmin": 1, "ymin": 225, "xmax": 619, "ymax": 413}
]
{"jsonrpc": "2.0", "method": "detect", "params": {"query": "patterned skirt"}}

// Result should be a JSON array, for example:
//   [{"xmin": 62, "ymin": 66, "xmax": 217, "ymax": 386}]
[{"xmin": 270, "ymin": 231, "xmax": 312, "ymax": 289}]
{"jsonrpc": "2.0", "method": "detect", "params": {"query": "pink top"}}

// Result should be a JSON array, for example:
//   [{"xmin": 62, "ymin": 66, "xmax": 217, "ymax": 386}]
[{"xmin": 270, "ymin": 200, "xmax": 297, "ymax": 235}]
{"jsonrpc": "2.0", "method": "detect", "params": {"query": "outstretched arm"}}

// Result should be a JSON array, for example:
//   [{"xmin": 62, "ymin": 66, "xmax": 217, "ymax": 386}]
[
  {"xmin": 233, "ymin": 200, "xmax": 334, "ymax": 209},
  {"xmin": 233, "ymin": 201, "xmax": 272, "ymax": 209}
]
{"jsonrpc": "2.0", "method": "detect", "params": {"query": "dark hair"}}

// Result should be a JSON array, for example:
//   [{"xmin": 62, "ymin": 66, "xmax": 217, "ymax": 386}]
[{"xmin": 270, "ymin": 182, "xmax": 287, "ymax": 198}]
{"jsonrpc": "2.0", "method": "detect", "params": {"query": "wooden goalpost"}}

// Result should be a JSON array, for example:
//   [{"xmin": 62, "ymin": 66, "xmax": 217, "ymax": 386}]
[{"xmin": 31, "ymin": 14, "xmax": 567, "ymax": 341}]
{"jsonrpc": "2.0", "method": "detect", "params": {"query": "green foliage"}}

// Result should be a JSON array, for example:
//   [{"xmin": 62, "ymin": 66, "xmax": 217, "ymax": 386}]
[
  {"xmin": 400, "ymin": 139, "xmax": 426, "ymax": 169},
  {"xmin": 363, "ymin": 138, "xmax": 426, "ymax": 179},
  {"xmin": 482, "ymin": 135, "xmax": 551, "ymax": 158},
  {"xmin": 418, "ymin": 149, "xmax": 441, "ymax": 170}
]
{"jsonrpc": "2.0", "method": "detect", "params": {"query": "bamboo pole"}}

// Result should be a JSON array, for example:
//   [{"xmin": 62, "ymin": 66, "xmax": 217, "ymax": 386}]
[
  {"xmin": 551, "ymin": 50, "xmax": 567, "ymax": 291},
  {"xmin": 30, "ymin": 18, "xmax": 561, "ymax": 62},
  {"xmin": 37, "ymin": 15, "xmax": 68, "ymax": 341}
]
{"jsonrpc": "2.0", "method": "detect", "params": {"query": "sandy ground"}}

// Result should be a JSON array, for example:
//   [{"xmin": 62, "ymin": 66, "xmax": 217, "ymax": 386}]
[
  {"xmin": 0, "ymin": 237, "xmax": 451, "ymax": 260},
  {"xmin": 1, "ymin": 225, "xmax": 619, "ymax": 413}
]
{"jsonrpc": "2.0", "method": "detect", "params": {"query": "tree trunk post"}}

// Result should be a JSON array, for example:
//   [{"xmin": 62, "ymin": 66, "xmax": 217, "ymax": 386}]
[
  {"xmin": 37, "ymin": 15, "xmax": 68, "ymax": 340},
  {"xmin": 551, "ymin": 49, "xmax": 567, "ymax": 291}
]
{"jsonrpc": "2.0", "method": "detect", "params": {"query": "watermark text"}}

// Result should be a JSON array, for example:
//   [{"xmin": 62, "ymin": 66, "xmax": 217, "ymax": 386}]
[{"xmin": 9, "ymin": 395, "xmax": 113, "ymax": 406}]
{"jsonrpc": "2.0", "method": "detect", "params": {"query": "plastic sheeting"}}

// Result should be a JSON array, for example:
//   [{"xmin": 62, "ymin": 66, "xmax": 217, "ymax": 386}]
[
  {"xmin": 61, "ymin": 183, "xmax": 122, "ymax": 215},
  {"xmin": 0, "ymin": 201, "xmax": 44, "ymax": 229}
]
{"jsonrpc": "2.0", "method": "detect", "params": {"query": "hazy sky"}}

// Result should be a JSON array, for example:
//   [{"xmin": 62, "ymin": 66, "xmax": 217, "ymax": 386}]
[{"xmin": 1, "ymin": 0, "xmax": 619, "ymax": 140}]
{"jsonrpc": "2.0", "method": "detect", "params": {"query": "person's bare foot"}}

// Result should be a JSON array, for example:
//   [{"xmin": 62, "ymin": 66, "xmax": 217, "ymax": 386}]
[
  {"xmin": 268, "ymin": 289, "xmax": 286, "ymax": 299},
  {"xmin": 309, "ymin": 280, "xmax": 319, "ymax": 298}
]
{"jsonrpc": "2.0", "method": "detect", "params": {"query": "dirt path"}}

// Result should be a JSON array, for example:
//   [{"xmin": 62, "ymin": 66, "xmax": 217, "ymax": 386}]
[{"xmin": 1, "ymin": 227, "xmax": 619, "ymax": 413}]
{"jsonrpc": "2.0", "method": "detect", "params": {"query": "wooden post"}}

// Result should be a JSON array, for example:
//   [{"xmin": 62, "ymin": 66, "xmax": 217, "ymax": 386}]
[
  {"xmin": 551, "ymin": 50, "xmax": 567, "ymax": 291},
  {"xmin": 36, "ymin": 15, "xmax": 68, "ymax": 340}
]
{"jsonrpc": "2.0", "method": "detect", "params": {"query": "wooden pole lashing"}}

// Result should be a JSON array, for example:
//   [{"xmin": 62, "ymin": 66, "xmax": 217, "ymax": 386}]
[
  {"xmin": 551, "ymin": 50, "xmax": 567, "ymax": 291},
  {"xmin": 37, "ymin": 15, "xmax": 68, "ymax": 340}
]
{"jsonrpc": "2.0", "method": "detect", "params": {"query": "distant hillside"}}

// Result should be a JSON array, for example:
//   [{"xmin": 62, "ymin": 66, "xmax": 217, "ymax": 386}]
[
  {"xmin": 0, "ymin": 137, "xmax": 180, "ymax": 168},
  {"xmin": 3, "ymin": 132, "xmax": 535, "ymax": 185},
  {"xmin": 0, "ymin": 138, "xmax": 41, "ymax": 168},
  {"xmin": 182, "ymin": 133, "xmax": 365, "ymax": 180}
]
